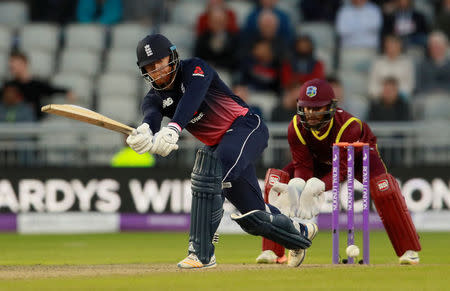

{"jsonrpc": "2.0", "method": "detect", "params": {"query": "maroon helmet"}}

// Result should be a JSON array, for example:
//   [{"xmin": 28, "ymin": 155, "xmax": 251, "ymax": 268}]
[{"xmin": 297, "ymin": 79, "xmax": 338, "ymax": 130}]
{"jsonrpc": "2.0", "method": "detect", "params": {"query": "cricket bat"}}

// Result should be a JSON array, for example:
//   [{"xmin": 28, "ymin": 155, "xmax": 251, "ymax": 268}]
[{"xmin": 41, "ymin": 104, "xmax": 134, "ymax": 135}]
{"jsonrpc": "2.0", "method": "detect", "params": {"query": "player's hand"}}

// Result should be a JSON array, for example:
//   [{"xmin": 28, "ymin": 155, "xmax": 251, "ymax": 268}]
[
  {"xmin": 287, "ymin": 178, "xmax": 306, "ymax": 217},
  {"xmin": 126, "ymin": 123, "xmax": 153, "ymax": 154},
  {"xmin": 269, "ymin": 178, "xmax": 305, "ymax": 217},
  {"xmin": 297, "ymin": 177, "xmax": 325, "ymax": 219},
  {"xmin": 268, "ymin": 181, "xmax": 289, "ymax": 215},
  {"xmin": 152, "ymin": 126, "xmax": 179, "ymax": 157}
]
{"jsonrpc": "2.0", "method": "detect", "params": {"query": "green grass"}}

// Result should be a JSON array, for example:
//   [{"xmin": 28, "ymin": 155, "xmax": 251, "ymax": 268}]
[{"xmin": 0, "ymin": 231, "xmax": 449, "ymax": 290}]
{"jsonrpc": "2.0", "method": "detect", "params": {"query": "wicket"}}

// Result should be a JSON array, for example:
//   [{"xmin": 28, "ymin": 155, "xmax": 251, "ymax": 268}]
[{"xmin": 332, "ymin": 142, "xmax": 370, "ymax": 264}]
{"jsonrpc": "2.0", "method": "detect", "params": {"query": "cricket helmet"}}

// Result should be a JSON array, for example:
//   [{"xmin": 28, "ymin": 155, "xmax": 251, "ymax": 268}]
[
  {"xmin": 136, "ymin": 34, "xmax": 179, "ymax": 90},
  {"xmin": 297, "ymin": 79, "xmax": 338, "ymax": 130}
]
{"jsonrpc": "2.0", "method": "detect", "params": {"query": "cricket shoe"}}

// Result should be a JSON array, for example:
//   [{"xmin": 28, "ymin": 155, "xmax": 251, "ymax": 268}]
[
  {"xmin": 256, "ymin": 250, "xmax": 277, "ymax": 264},
  {"xmin": 177, "ymin": 253, "xmax": 217, "ymax": 269},
  {"xmin": 287, "ymin": 222, "xmax": 318, "ymax": 267},
  {"xmin": 399, "ymin": 250, "xmax": 420, "ymax": 265}
]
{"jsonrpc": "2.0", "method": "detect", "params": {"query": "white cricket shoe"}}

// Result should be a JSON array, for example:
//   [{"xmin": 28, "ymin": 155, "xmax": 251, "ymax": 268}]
[
  {"xmin": 399, "ymin": 250, "xmax": 420, "ymax": 265},
  {"xmin": 256, "ymin": 250, "xmax": 278, "ymax": 264},
  {"xmin": 177, "ymin": 253, "xmax": 217, "ymax": 269},
  {"xmin": 288, "ymin": 222, "xmax": 318, "ymax": 267}
]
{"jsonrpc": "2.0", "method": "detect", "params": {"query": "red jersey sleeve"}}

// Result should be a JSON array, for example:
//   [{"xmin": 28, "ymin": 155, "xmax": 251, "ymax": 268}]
[{"xmin": 287, "ymin": 120, "xmax": 314, "ymax": 181}]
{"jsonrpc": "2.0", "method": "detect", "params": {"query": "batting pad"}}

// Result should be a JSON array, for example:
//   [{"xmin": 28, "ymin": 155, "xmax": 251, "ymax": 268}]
[
  {"xmin": 189, "ymin": 147, "xmax": 224, "ymax": 264},
  {"xmin": 231, "ymin": 210, "xmax": 312, "ymax": 250}
]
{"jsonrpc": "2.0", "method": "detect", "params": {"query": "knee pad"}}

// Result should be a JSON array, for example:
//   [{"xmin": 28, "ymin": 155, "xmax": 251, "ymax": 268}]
[
  {"xmin": 189, "ymin": 147, "xmax": 224, "ymax": 263},
  {"xmin": 370, "ymin": 173, "xmax": 421, "ymax": 256},
  {"xmin": 231, "ymin": 210, "xmax": 311, "ymax": 250}
]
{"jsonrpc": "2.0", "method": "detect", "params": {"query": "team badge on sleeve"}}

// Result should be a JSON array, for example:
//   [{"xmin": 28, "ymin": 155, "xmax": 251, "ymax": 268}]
[
  {"xmin": 193, "ymin": 66, "xmax": 205, "ymax": 77},
  {"xmin": 306, "ymin": 86, "xmax": 317, "ymax": 97}
]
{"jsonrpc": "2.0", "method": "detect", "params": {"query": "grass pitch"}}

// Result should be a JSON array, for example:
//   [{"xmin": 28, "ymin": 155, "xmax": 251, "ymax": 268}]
[{"xmin": 0, "ymin": 231, "xmax": 449, "ymax": 290}]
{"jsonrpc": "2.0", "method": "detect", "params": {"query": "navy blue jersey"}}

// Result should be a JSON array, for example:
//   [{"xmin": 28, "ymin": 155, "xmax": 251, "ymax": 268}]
[{"xmin": 141, "ymin": 57, "xmax": 249, "ymax": 146}]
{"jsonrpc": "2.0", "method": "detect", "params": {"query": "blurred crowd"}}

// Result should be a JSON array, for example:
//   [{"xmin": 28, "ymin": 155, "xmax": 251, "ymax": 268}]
[{"xmin": 0, "ymin": 0, "xmax": 449, "ymax": 125}]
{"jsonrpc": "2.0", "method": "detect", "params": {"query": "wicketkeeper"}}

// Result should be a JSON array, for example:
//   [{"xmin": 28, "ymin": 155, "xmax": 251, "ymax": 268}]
[
  {"xmin": 256, "ymin": 79, "xmax": 421, "ymax": 266},
  {"xmin": 126, "ymin": 34, "xmax": 317, "ymax": 269}
]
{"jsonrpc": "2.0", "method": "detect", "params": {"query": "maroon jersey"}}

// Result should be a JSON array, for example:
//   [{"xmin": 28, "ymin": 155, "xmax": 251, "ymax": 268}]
[{"xmin": 287, "ymin": 108, "xmax": 386, "ymax": 190}]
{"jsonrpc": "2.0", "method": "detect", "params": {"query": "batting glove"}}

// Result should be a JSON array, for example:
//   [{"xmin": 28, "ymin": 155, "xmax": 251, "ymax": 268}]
[
  {"xmin": 152, "ymin": 125, "xmax": 179, "ymax": 157},
  {"xmin": 126, "ymin": 123, "xmax": 153, "ymax": 154}
]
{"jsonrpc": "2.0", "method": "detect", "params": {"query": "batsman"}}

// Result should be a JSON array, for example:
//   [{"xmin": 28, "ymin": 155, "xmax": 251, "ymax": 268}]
[
  {"xmin": 257, "ymin": 79, "xmax": 421, "ymax": 266},
  {"xmin": 126, "ymin": 34, "xmax": 316, "ymax": 269}
]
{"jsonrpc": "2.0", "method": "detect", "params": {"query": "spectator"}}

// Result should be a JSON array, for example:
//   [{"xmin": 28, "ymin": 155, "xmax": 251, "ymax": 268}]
[
  {"xmin": 194, "ymin": 7, "xmax": 239, "ymax": 71},
  {"xmin": 416, "ymin": 31, "xmax": 450, "ymax": 93},
  {"xmin": 299, "ymin": 0, "xmax": 343, "ymax": 23},
  {"xmin": 196, "ymin": 0, "xmax": 238, "ymax": 36},
  {"xmin": 8, "ymin": 51, "xmax": 74, "ymax": 120},
  {"xmin": 368, "ymin": 77, "xmax": 411, "ymax": 121},
  {"xmin": 243, "ymin": 0, "xmax": 294, "ymax": 44},
  {"xmin": 238, "ymin": 39, "xmax": 283, "ymax": 94},
  {"xmin": 327, "ymin": 75, "xmax": 367, "ymax": 119},
  {"xmin": 382, "ymin": 0, "xmax": 429, "ymax": 48},
  {"xmin": 29, "ymin": 0, "xmax": 78, "ymax": 25},
  {"xmin": 0, "ymin": 81, "xmax": 35, "ymax": 123},
  {"xmin": 368, "ymin": 35, "xmax": 414, "ymax": 97},
  {"xmin": 271, "ymin": 82, "xmax": 301, "ymax": 122},
  {"xmin": 240, "ymin": 9, "xmax": 289, "ymax": 64},
  {"xmin": 435, "ymin": 0, "xmax": 450, "ymax": 40},
  {"xmin": 232, "ymin": 83, "xmax": 263, "ymax": 118},
  {"xmin": 77, "ymin": 0, "xmax": 122, "ymax": 25},
  {"xmin": 281, "ymin": 35, "xmax": 325, "ymax": 88},
  {"xmin": 336, "ymin": 0, "xmax": 382, "ymax": 49}
]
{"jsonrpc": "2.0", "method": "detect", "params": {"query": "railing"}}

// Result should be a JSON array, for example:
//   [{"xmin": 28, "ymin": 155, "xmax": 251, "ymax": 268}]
[{"xmin": 0, "ymin": 121, "xmax": 449, "ymax": 168}]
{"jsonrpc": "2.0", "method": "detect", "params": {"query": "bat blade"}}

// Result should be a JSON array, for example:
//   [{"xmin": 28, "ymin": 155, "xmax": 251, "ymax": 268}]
[{"xmin": 41, "ymin": 104, "xmax": 134, "ymax": 135}]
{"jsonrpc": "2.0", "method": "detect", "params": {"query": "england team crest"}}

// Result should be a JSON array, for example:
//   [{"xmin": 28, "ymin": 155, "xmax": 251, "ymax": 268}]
[{"xmin": 306, "ymin": 86, "xmax": 317, "ymax": 97}]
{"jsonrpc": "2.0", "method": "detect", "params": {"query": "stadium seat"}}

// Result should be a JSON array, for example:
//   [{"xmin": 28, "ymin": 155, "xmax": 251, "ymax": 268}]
[
  {"xmin": 159, "ymin": 24, "xmax": 195, "ymax": 51},
  {"xmin": 0, "ymin": 25, "xmax": 12, "ymax": 52},
  {"xmin": 19, "ymin": 23, "xmax": 60, "ymax": 53},
  {"xmin": 59, "ymin": 49, "xmax": 101, "ymax": 77},
  {"xmin": 170, "ymin": 2, "xmax": 204, "ymax": 28},
  {"xmin": 86, "ymin": 127, "xmax": 124, "ymax": 165},
  {"xmin": 0, "ymin": 1, "xmax": 28, "ymax": 29},
  {"xmin": 216, "ymin": 69, "xmax": 232, "ymax": 87},
  {"xmin": 98, "ymin": 96, "xmax": 139, "ymax": 125},
  {"xmin": 340, "ymin": 72, "xmax": 369, "ymax": 97},
  {"xmin": 52, "ymin": 73, "xmax": 94, "ymax": 107},
  {"xmin": 22, "ymin": 50, "xmax": 55, "ymax": 79},
  {"xmin": 227, "ymin": 1, "xmax": 253, "ymax": 26},
  {"xmin": 277, "ymin": 0, "xmax": 301, "ymax": 27},
  {"xmin": 105, "ymin": 49, "xmax": 139, "ymax": 75},
  {"xmin": 297, "ymin": 22, "xmax": 335, "ymax": 51},
  {"xmin": 65, "ymin": 24, "xmax": 106, "ymax": 53},
  {"xmin": 0, "ymin": 52, "xmax": 7, "ymax": 80},
  {"xmin": 174, "ymin": 46, "xmax": 193, "ymax": 59},
  {"xmin": 38, "ymin": 118, "xmax": 83, "ymax": 165},
  {"xmin": 316, "ymin": 48, "xmax": 335, "ymax": 74},
  {"xmin": 111, "ymin": 23, "xmax": 151, "ymax": 49},
  {"xmin": 415, "ymin": 0, "xmax": 434, "ymax": 26},
  {"xmin": 422, "ymin": 94, "xmax": 450, "ymax": 121},
  {"xmin": 248, "ymin": 91, "xmax": 278, "ymax": 119},
  {"xmin": 97, "ymin": 73, "xmax": 139, "ymax": 99},
  {"xmin": 340, "ymin": 48, "xmax": 376, "ymax": 74}
]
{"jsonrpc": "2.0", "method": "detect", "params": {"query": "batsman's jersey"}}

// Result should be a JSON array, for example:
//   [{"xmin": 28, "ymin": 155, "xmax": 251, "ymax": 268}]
[
  {"xmin": 141, "ymin": 57, "xmax": 249, "ymax": 146},
  {"xmin": 287, "ymin": 109, "xmax": 386, "ymax": 190}
]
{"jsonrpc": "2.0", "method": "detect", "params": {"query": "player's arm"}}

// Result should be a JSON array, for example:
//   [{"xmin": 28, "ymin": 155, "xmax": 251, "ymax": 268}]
[
  {"xmin": 152, "ymin": 59, "xmax": 214, "ymax": 157},
  {"xmin": 287, "ymin": 121, "xmax": 314, "ymax": 180}
]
